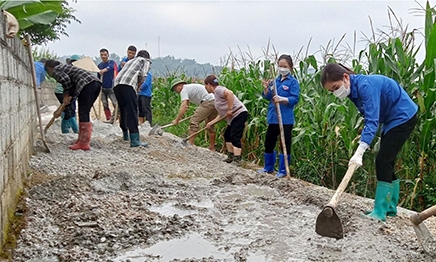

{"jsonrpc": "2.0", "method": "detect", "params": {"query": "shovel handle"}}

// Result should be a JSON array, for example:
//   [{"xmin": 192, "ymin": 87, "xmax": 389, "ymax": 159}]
[
  {"xmin": 410, "ymin": 204, "xmax": 436, "ymax": 225},
  {"xmin": 44, "ymin": 104, "xmax": 67, "ymax": 134},
  {"xmin": 161, "ymin": 115, "xmax": 192, "ymax": 129},
  {"xmin": 270, "ymin": 72, "xmax": 290, "ymax": 178},
  {"xmin": 326, "ymin": 163, "xmax": 358, "ymax": 209},
  {"xmin": 183, "ymin": 115, "xmax": 226, "ymax": 142},
  {"xmin": 182, "ymin": 105, "xmax": 243, "ymax": 142}
]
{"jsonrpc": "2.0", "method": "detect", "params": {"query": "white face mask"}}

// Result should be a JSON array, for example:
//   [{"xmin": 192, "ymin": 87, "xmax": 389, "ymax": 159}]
[
  {"xmin": 333, "ymin": 84, "xmax": 350, "ymax": 100},
  {"xmin": 278, "ymin": 67, "xmax": 290, "ymax": 76}
]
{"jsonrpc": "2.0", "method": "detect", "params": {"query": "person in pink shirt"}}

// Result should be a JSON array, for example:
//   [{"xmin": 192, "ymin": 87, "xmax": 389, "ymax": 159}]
[{"xmin": 204, "ymin": 75, "xmax": 248, "ymax": 164}]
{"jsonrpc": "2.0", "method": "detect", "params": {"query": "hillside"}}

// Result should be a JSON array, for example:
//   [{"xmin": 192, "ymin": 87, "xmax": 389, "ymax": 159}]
[{"xmin": 58, "ymin": 54, "xmax": 222, "ymax": 79}]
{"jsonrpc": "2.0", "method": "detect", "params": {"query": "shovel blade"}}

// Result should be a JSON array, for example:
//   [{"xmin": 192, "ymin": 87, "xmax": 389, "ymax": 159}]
[
  {"xmin": 412, "ymin": 223, "xmax": 436, "ymax": 256},
  {"xmin": 148, "ymin": 124, "xmax": 162, "ymax": 136},
  {"xmin": 315, "ymin": 206, "xmax": 343, "ymax": 239}
]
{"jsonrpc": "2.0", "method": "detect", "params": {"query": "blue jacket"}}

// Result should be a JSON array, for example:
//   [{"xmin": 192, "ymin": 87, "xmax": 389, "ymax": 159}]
[
  {"xmin": 97, "ymin": 60, "xmax": 116, "ymax": 88},
  {"xmin": 34, "ymin": 61, "xmax": 46, "ymax": 87},
  {"xmin": 348, "ymin": 74, "xmax": 418, "ymax": 145},
  {"xmin": 118, "ymin": 57, "xmax": 129, "ymax": 72},
  {"xmin": 262, "ymin": 74, "xmax": 300, "ymax": 125},
  {"xmin": 138, "ymin": 72, "xmax": 153, "ymax": 97}
]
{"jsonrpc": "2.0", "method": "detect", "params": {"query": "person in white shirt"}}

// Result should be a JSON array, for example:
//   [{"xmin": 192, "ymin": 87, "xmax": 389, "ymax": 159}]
[
  {"xmin": 171, "ymin": 79, "xmax": 218, "ymax": 151},
  {"xmin": 113, "ymin": 50, "xmax": 151, "ymax": 147}
]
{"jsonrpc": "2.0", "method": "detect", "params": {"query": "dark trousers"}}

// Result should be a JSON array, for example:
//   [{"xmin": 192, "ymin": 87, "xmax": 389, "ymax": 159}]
[
  {"xmin": 114, "ymin": 84, "xmax": 139, "ymax": 134},
  {"xmin": 264, "ymin": 124, "xmax": 293, "ymax": 154},
  {"xmin": 77, "ymin": 81, "xmax": 101, "ymax": 122},
  {"xmin": 138, "ymin": 95, "xmax": 152, "ymax": 126},
  {"xmin": 55, "ymin": 93, "xmax": 76, "ymax": 120},
  {"xmin": 224, "ymin": 111, "xmax": 248, "ymax": 148},
  {"xmin": 376, "ymin": 114, "xmax": 417, "ymax": 182}
]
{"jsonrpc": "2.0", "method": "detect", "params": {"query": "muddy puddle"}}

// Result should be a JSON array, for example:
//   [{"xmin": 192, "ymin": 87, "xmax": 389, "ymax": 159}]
[{"xmin": 113, "ymin": 233, "xmax": 233, "ymax": 261}]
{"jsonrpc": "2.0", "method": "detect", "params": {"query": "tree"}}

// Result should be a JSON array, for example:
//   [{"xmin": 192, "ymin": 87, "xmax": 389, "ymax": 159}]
[{"xmin": 1, "ymin": 0, "xmax": 80, "ymax": 45}]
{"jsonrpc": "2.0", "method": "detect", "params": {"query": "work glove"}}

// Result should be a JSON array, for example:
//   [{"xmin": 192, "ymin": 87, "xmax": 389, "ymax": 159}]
[
  {"xmin": 349, "ymin": 142, "xmax": 369, "ymax": 167},
  {"xmin": 273, "ymin": 95, "xmax": 288, "ymax": 104}
]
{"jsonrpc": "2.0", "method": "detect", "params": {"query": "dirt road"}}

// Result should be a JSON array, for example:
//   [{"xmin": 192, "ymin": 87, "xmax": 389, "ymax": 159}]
[{"xmin": 6, "ymin": 107, "xmax": 436, "ymax": 261}]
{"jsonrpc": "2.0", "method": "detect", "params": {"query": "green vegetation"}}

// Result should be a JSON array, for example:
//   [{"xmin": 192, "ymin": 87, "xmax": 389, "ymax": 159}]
[
  {"xmin": 151, "ymin": 1, "xmax": 436, "ymax": 212},
  {"xmin": 0, "ymin": 0, "xmax": 80, "ymax": 45}
]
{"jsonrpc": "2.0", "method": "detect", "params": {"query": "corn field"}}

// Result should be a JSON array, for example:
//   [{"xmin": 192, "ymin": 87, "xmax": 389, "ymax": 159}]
[{"xmin": 150, "ymin": 2, "xmax": 436, "ymax": 212}]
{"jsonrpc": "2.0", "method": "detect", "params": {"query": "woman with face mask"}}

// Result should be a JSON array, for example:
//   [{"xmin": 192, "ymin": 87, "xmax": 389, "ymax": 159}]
[
  {"xmin": 320, "ymin": 62, "xmax": 418, "ymax": 222},
  {"xmin": 258, "ymin": 54, "xmax": 300, "ymax": 178}
]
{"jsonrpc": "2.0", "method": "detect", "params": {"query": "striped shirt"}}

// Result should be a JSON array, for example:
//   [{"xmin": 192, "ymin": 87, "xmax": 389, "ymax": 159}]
[
  {"xmin": 114, "ymin": 57, "xmax": 150, "ymax": 90},
  {"xmin": 52, "ymin": 64, "xmax": 100, "ymax": 97}
]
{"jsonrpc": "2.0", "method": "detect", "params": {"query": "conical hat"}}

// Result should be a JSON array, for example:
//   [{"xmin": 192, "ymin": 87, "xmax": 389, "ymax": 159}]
[{"xmin": 72, "ymin": 57, "xmax": 99, "ymax": 72}]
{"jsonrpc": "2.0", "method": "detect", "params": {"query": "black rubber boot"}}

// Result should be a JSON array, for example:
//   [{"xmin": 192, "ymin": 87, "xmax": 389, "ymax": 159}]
[{"xmin": 224, "ymin": 153, "xmax": 234, "ymax": 163}]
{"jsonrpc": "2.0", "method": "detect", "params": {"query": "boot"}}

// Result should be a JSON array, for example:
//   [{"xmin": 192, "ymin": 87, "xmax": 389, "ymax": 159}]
[
  {"xmin": 276, "ymin": 154, "xmax": 291, "ymax": 178},
  {"xmin": 387, "ymin": 179, "xmax": 400, "ymax": 217},
  {"xmin": 123, "ymin": 131, "xmax": 129, "ymax": 141},
  {"xmin": 258, "ymin": 152, "xmax": 276, "ymax": 173},
  {"xmin": 364, "ymin": 179, "xmax": 399, "ymax": 216},
  {"xmin": 104, "ymin": 109, "xmax": 112, "ymax": 121},
  {"xmin": 61, "ymin": 119, "xmax": 70, "ymax": 133},
  {"xmin": 224, "ymin": 152, "xmax": 234, "ymax": 163},
  {"xmin": 69, "ymin": 116, "xmax": 79, "ymax": 133},
  {"xmin": 69, "ymin": 122, "xmax": 92, "ymax": 150},
  {"xmin": 60, "ymin": 112, "xmax": 69, "ymax": 133},
  {"xmin": 130, "ymin": 132, "xmax": 148, "ymax": 147},
  {"xmin": 232, "ymin": 155, "xmax": 242, "ymax": 164},
  {"xmin": 365, "ymin": 181, "xmax": 393, "ymax": 221}
]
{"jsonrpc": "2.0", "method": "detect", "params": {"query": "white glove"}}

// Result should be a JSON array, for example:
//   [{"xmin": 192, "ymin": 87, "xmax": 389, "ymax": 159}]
[
  {"xmin": 273, "ymin": 95, "xmax": 288, "ymax": 104},
  {"xmin": 349, "ymin": 142, "xmax": 369, "ymax": 167}
]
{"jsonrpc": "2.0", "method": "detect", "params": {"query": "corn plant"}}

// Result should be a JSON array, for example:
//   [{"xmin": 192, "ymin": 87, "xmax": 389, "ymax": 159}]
[{"xmin": 150, "ymin": 1, "xmax": 436, "ymax": 212}]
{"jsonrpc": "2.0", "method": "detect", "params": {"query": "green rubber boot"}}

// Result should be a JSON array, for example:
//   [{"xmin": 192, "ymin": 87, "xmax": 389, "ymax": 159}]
[
  {"xmin": 123, "ymin": 131, "xmax": 129, "ymax": 141},
  {"xmin": 365, "ymin": 181, "xmax": 393, "ymax": 222},
  {"xmin": 387, "ymin": 179, "xmax": 400, "ymax": 217},
  {"xmin": 130, "ymin": 132, "xmax": 148, "ymax": 147}
]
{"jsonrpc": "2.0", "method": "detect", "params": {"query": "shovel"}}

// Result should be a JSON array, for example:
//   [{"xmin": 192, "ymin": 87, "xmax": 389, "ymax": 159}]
[
  {"xmin": 25, "ymin": 34, "xmax": 50, "ymax": 153},
  {"xmin": 410, "ymin": 204, "xmax": 436, "ymax": 256},
  {"xmin": 315, "ymin": 162, "xmax": 358, "ymax": 239},
  {"xmin": 270, "ymin": 73, "xmax": 290, "ymax": 178},
  {"xmin": 149, "ymin": 116, "xmax": 192, "ymax": 136},
  {"xmin": 44, "ymin": 103, "xmax": 67, "ymax": 134},
  {"xmin": 180, "ymin": 106, "xmax": 243, "ymax": 145},
  {"xmin": 181, "ymin": 114, "xmax": 226, "ymax": 145}
]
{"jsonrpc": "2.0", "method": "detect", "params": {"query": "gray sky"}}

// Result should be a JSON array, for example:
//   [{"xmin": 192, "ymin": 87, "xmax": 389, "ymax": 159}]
[{"xmin": 42, "ymin": 0, "xmax": 428, "ymax": 65}]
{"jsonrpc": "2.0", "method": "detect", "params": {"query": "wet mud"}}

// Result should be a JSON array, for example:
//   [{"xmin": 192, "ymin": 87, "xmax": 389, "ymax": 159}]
[{"xmin": 8, "ymin": 108, "xmax": 436, "ymax": 261}]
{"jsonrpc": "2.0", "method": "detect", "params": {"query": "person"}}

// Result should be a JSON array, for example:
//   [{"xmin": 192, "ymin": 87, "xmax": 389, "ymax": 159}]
[
  {"xmin": 44, "ymin": 59, "xmax": 102, "ymax": 150},
  {"xmin": 53, "ymin": 55, "xmax": 79, "ymax": 134},
  {"xmin": 138, "ymin": 71, "xmax": 153, "ymax": 125},
  {"xmin": 258, "ymin": 55, "xmax": 300, "ymax": 178},
  {"xmin": 171, "ymin": 79, "xmax": 218, "ymax": 151},
  {"xmin": 204, "ymin": 75, "xmax": 248, "ymax": 163},
  {"xmin": 320, "ymin": 62, "xmax": 418, "ymax": 222},
  {"xmin": 97, "ymin": 48, "xmax": 118, "ymax": 121},
  {"xmin": 113, "ymin": 50, "xmax": 151, "ymax": 147},
  {"xmin": 118, "ymin": 45, "xmax": 137, "ymax": 72},
  {"xmin": 34, "ymin": 58, "xmax": 47, "ymax": 108},
  {"xmin": 54, "ymin": 82, "xmax": 78, "ymax": 134}
]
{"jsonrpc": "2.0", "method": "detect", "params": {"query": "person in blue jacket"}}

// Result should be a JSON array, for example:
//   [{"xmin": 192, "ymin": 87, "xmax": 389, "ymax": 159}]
[
  {"xmin": 97, "ymin": 48, "xmax": 118, "ymax": 121},
  {"xmin": 34, "ymin": 58, "xmax": 47, "ymax": 107},
  {"xmin": 138, "ymin": 71, "xmax": 153, "ymax": 126},
  {"xmin": 320, "ymin": 63, "xmax": 418, "ymax": 222},
  {"xmin": 258, "ymin": 54, "xmax": 300, "ymax": 178},
  {"xmin": 118, "ymin": 45, "xmax": 137, "ymax": 72}
]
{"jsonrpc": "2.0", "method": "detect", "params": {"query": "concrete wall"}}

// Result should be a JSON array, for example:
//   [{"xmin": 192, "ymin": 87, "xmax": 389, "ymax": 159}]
[
  {"xmin": 41, "ymin": 81, "xmax": 58, "ymax": 107},
  {"xmin": 0, "ymin": 14, "xmax": 36, "ymax": 251}
]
